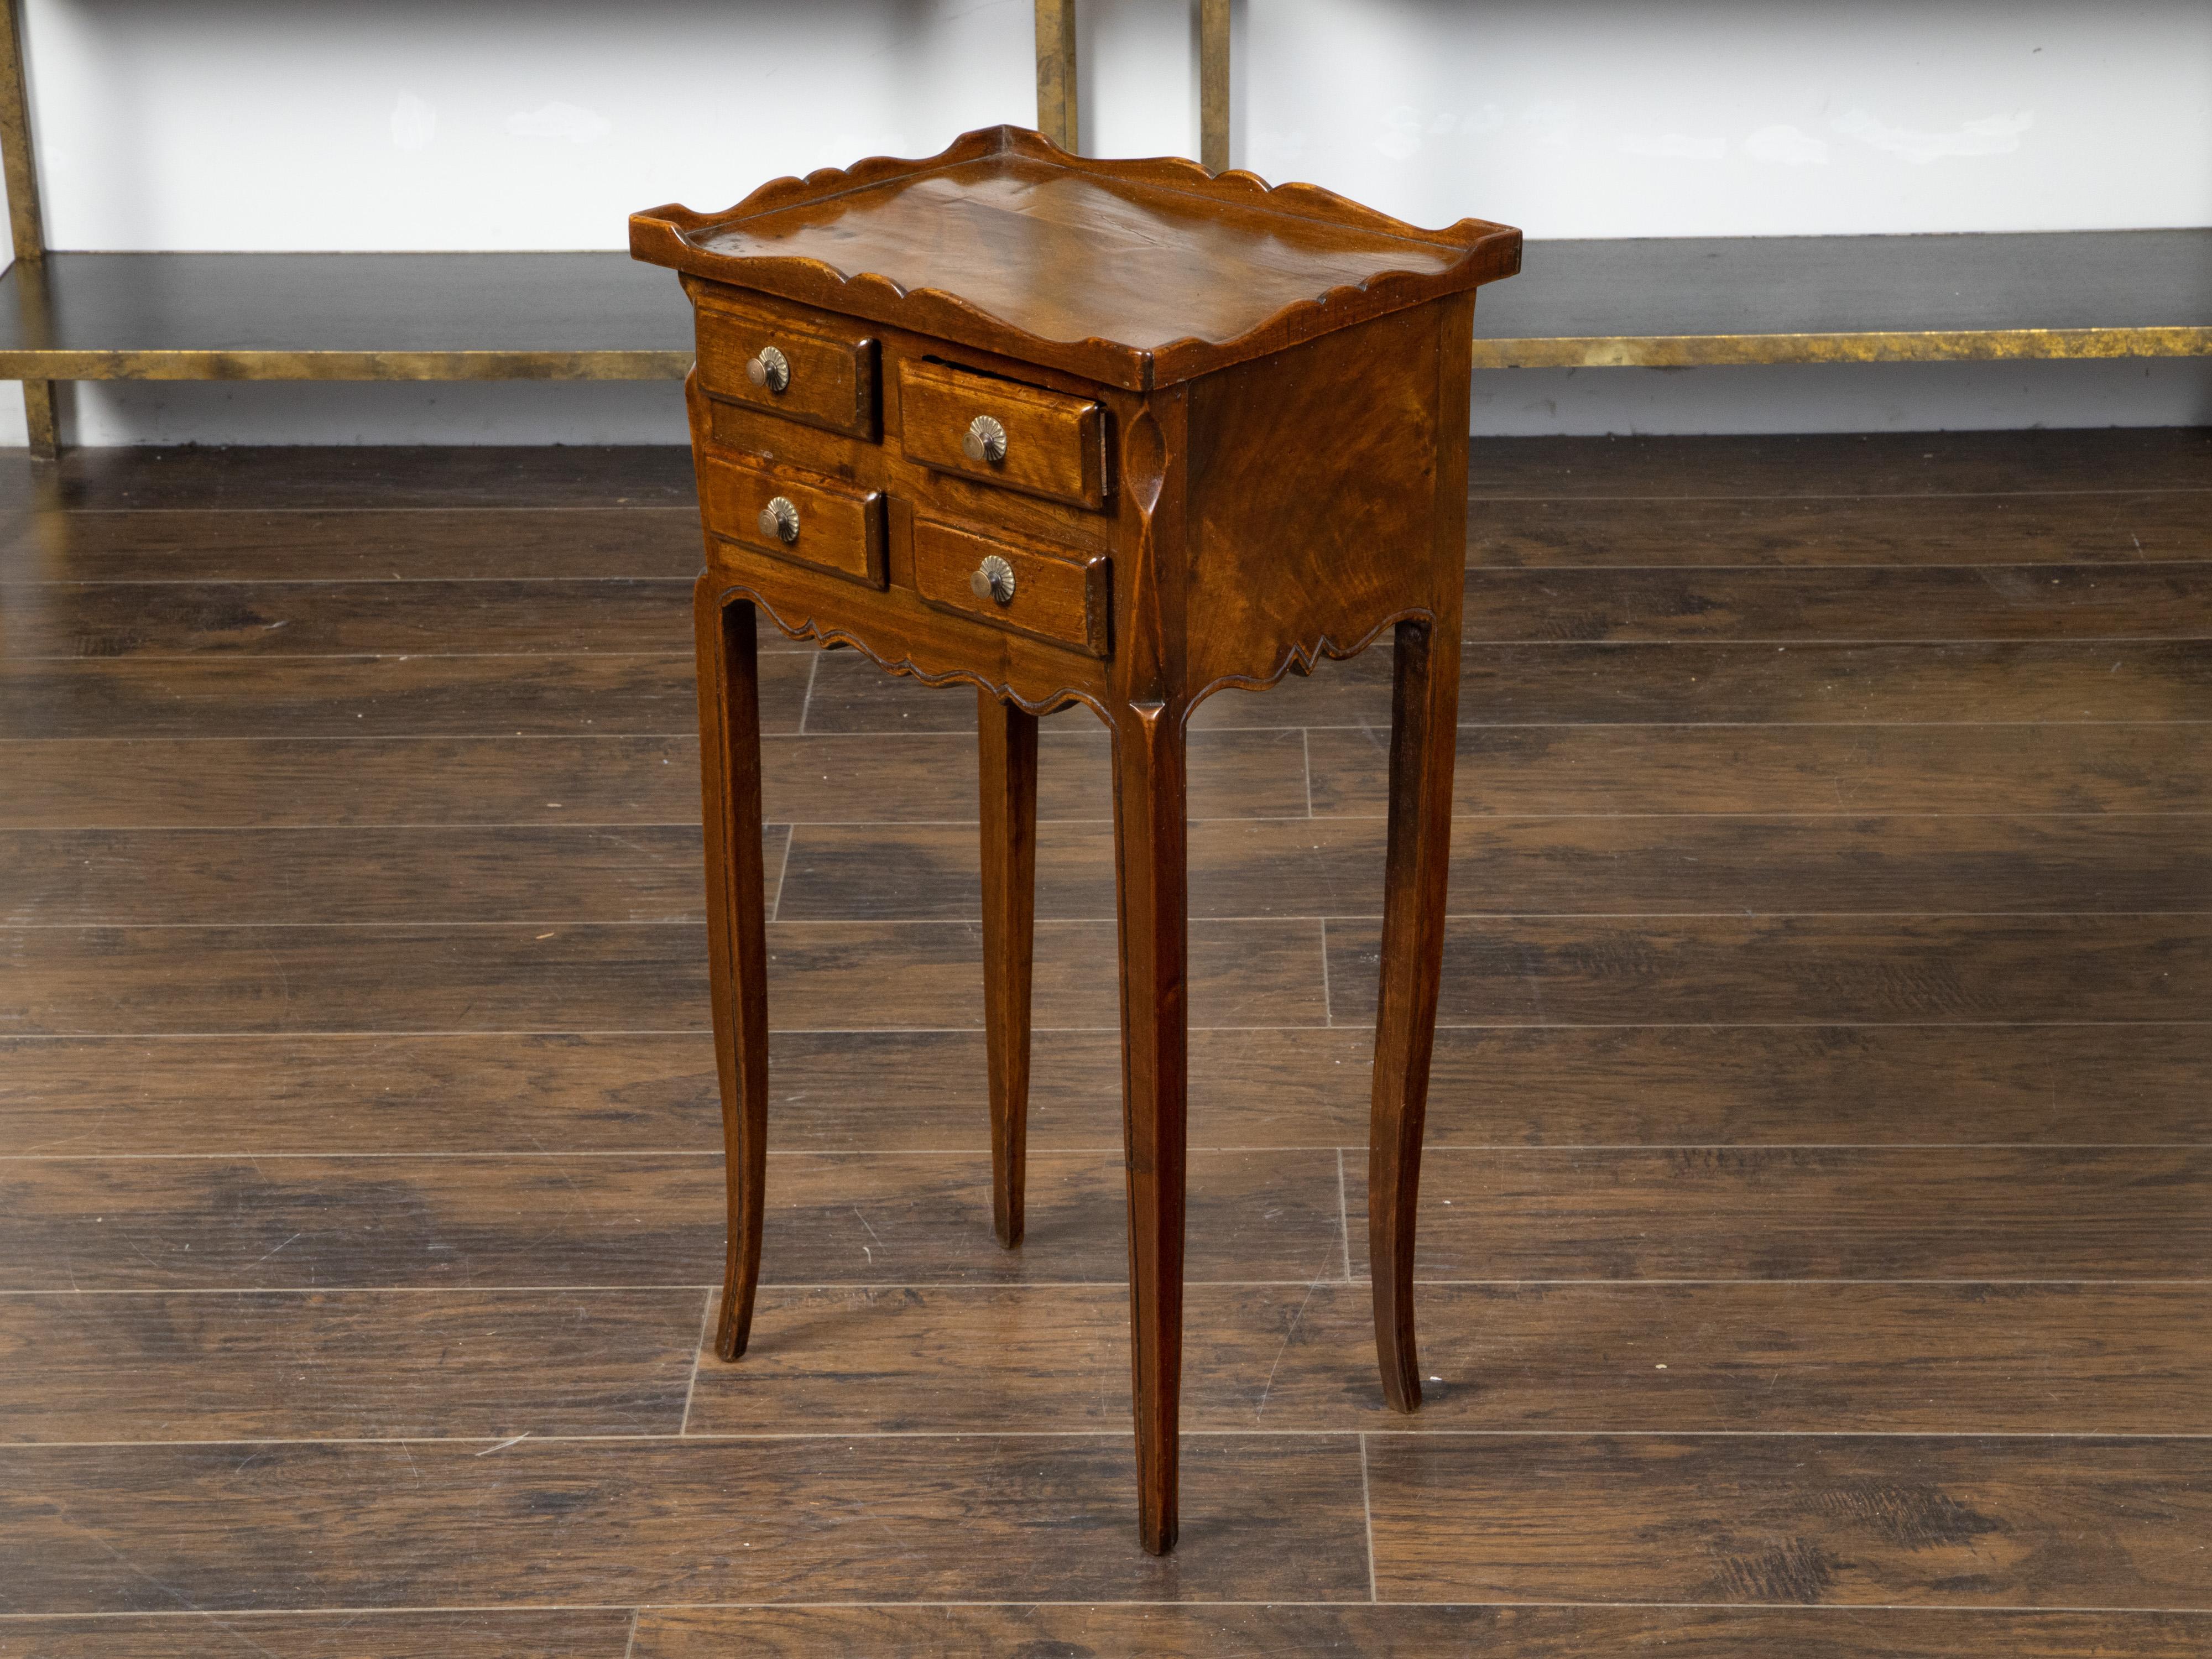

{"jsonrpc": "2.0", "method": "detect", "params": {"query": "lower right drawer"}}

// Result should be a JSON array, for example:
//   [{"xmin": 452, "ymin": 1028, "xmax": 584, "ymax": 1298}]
[{"xmin": 910, "ymin": 516, "xmax": 1112, "ymax": 658}]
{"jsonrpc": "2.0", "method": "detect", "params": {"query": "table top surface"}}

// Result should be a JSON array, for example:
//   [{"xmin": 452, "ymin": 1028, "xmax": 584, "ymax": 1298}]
[{"xmin": 631, "ymin": 126, "xmax": 1520, "ymax": 390}]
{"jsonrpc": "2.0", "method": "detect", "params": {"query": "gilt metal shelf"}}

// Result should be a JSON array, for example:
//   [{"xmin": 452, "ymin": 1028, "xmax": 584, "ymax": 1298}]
[
  {"xmin": 0, "ymin": 251, "xmax": 692, "ymax": 382},
  {"xmin": 2, "ymin": 231, "xmax": 2198, "ymax": 394},
  {"xmin": 1472, "ymin": 228, "xmax": 2212, "ymax": 369}
]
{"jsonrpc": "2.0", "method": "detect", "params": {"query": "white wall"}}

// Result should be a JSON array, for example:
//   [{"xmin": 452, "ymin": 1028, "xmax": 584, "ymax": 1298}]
[{"xmin": 5, "ymin": 0, "xmax": 2209, "ymax": 443}]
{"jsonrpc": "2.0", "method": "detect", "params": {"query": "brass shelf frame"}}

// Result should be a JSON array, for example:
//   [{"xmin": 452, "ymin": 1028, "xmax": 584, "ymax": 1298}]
[{"xmin": 1, "ymin": 0, "xmax": 2202, "ymax": 458}]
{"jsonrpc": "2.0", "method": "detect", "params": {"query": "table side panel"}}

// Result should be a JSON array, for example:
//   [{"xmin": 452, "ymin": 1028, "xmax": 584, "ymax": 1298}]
[{"xmin": 1182, "ymin": 298, "xmax": 1462, "ymax": 697}]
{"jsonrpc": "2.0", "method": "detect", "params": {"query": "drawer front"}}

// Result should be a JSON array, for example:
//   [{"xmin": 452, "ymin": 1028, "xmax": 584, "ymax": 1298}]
[
  {"xmin": 696, "ymin": 299, "xmax": 879, "ymax": 440},
  {"xmin": 699, "ymin": 450, "xmax": 886, "ymax": 588},
  {"xmin": 899, "ymin": 359, "xmax": 1108, "ymax": 510},
  {"xmin": 911, "ymin": 516, "xmax": 1110, "ymax": 657}
]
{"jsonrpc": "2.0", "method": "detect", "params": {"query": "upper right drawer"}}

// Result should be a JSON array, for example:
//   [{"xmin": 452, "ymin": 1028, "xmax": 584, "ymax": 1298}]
[{"xmin": 898, "ymin": 359, "xmax": 1109, "ymax": 512}]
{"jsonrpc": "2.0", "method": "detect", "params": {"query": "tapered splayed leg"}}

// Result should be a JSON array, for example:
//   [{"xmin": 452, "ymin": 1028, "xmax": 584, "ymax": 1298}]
[
  {"xmin": 1369, "ymin": 618, "xmax": 1459, "ymax": 1412},
  {"xmin": 977, "ymin": 687, "xmax": 1040, "ymax": 1248},
  {"xmin": 1110, "ymin": 700, "xmax": 1190, "ymax": 1553},
  {"xmin": 694, "ymin": 581, "xmax": 772, "ymax": 1360}
]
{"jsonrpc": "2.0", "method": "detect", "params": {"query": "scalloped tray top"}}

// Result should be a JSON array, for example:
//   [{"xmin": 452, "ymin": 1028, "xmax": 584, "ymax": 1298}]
[{"xmin": 631, "ymin": 126, "xmax": 1520, "ymax": 392}]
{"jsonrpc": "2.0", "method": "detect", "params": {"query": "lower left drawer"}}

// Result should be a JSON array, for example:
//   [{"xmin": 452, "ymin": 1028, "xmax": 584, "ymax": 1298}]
[{"xmin": 698, "ymin": 449, "xmax": 886, "ymax": 588}]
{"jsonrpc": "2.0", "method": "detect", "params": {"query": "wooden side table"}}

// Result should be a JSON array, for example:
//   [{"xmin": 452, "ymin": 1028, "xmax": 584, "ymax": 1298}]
[{"xmin": 632, "ymin": 127, "xmax": 1520, "ymax": 1553}]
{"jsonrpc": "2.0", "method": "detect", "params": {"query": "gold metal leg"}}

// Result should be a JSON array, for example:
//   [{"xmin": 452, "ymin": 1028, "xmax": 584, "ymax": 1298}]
[
  {"xmin": 2, "ymin": 0, "xmax": 58, "ymax": 459},
  {"xmin": 21, "ymin": 378, "xmax": 54, "ymax": 458},
  {"xmin": 1199, "ymin": 0, "xmax": 1229, "ymax": 171},
  {"xmin": 1035, "ymin": 0, "xmax": 1078, "ymax": 153}
]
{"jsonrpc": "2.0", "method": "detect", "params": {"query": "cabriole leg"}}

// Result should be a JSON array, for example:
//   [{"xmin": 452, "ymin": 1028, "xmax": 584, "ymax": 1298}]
[
  {"xmin": 695, "ymin": 581, "xmax": 771, "ymax": 1360},
  {"xmin": 1369, "ymin": 618, "xmax": 1459, "ymax": 1412}
]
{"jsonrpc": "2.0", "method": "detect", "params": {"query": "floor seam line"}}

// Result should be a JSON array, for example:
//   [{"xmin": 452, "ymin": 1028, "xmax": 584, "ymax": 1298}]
[{"xmin": 1359, "ymin": 1432, "xmax": 1379, "ymax": 1602}]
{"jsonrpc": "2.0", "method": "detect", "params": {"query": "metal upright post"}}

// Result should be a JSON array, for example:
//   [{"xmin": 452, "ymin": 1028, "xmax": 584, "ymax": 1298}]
[
  {"xmin": 1198, "ymin": 0, "xmax": 1229, "ymax": 171},
  {"xmin": 1035, "ymin": 0, "xmax": 1079, "ymax": 154},
  {"xmin": 0, "ymin": 0, "xmax": 53, "ymax": 457}
]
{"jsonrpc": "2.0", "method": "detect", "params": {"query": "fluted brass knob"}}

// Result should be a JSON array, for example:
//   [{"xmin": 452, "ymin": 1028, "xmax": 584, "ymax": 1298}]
[
  {"xmin": 962, "ymin": 414, "xmax": 1008, "ymax": 465},
  {"xmin": 969, "ymin": 554, "xmax": 1016, "ymax": 606},
  {"xmin": 757, "ymin": 496, "xmax": 800, "ymax": 545},
  {"xmin": 746, "ymin": 346, "xmax": 790, "ymax": 393}
]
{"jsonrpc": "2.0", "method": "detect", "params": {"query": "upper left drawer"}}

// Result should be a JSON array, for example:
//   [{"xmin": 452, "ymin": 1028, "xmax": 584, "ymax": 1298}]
[{"xmin": 694, "ymin": 293, "xmax": 880, "ymax": 441}]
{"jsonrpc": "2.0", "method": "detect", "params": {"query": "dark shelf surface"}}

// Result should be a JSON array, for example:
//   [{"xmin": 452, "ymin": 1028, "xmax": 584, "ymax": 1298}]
[
  {"xmin": 1474, "ymin": 228, "xmax": 2212, "ymax": 365},
  {"xmin": 0, "ymin": 252, "xmax": 694, "ymax": 379},
  {"xmin": 0, "ymin": 232, "xmax": 2204, "ymax": 382}
]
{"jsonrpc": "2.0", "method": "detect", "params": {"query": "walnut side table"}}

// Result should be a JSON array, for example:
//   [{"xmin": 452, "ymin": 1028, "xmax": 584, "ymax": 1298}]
[{"xmin": 632, "ymin": 127, "xmax": 1519, "ymax": 1554}]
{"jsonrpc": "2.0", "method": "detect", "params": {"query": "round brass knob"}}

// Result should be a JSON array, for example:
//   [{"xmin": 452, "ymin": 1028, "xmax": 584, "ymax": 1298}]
[
  {"xmin": 745, "ymin": 346, "xmax": 790, "ymax": 394},
  {"xmin": 969, "ymin": 554, "xmax": 1016, "ymax": 606},
  {"xmin": 757, "ymin": 496, "xmax": 800, "ymax": 545},
  {"xmin": 962, "ymin": 414, "xmax": 1008, "ymax": 465}
]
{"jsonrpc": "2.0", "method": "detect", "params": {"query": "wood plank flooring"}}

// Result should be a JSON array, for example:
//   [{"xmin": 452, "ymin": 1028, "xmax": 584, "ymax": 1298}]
[{"xmin": 1, "ymin": 430, "xmax": 2207, "ymax": 1657}]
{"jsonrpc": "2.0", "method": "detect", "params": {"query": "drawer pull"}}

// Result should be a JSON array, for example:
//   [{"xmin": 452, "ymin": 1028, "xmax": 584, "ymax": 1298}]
[
  {"xmin": 962, "ymin": 414, "xmax": 1008, "ymax": 466},
  {"xmin": 757, "ymin": 495, "xmax": 800, "ymax": 545},
  {"xmin": 745, "ymin": 346, "xmax": 791, "ymax": 394},
  {"xmin": 969, "ymin": 554, "xmax": 1017, "ymax": 606}
]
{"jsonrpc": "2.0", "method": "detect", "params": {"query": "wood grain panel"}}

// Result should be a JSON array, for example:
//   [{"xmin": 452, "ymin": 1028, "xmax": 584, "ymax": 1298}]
[
  {"xmin": 0, "ymin": 1610, "xmax": 638, "ymax": 1658},
  {"xmin": 0, "ymin": 727, "xmax": 1305, "ymax": 830},
  {"xmin": 1452, "ymin": 641, "xmax": 2212, "ymax": 724},
  {"xmin": 0, "ymin": 655, "xmax": 764, "ymax": 740},
  {"xmin": 685, "ymin": 1281, "xmax": 2212, "ymax": 1436},
  {"xmin": 1365, "ymin": 1433, "xmax": 2212, "ymax": 1606},
  {"xmin": 0, "ymin": 1435, "xmax": 1370, "ymax": 1612},
  {"xmin": 1415, "ymin": 1022, "xmax": 2212, "ymax": 1147},
  {"xmin": 0, "ymin": 1289, "xmax": 707, "ymax": 1441},
  {"xmin": 1189, "ymin": 640, "xmax": 2212, "ymax": 730},
  {"xmin": 0, "ymin": 916, "xmax": 1324, "ymax": 1034},
  {"xmin": 0, "ymin": 578, "xmax": 691, "ymax": 658},
  {"xmin": 29, "ymin": 444, "xmax": 700, "ymax": 510},
  {"xmin": 0, "ymin": 1034, "xmax": 728, "ymax": 1156},
  {"xmin": 7, "ymin": 1020, "xmax": 2203, "ymax": 1157},
  {"xmin": 0, "ymin": 825, "xmax": 764, "ymax": 925},
  {"xmin": 0, "ymin": 735, "xmax": 705, "ymax": 830},
  {"xmin": 0, "ymin": 507, "xmax": 704, "ymax": 583},
  {"xmin": 0, "ymin": 1150, "xmax": 1347, "ymax": 1291},
  {"xmin": 775, "ymin": 813, "xmax": 2210, "ymax": 921},
  {"xmin": 1306, "ymin": 724, "xmax": 2212, "ymax": 816},
  {"xmin": 1467, "ymin": 427, "xmax": 2212, "ymax": 498},
  {"xmin": 1355, "ymin": 1146, "xmax": 2212, "ymax": 1280},
  {"xmin": 1327, "ymin": 913, "xmax": 2212, "ymax": 1025},
  {"xmin": 9, "ymin": 1147, "xmax": 2197, "ymax": 1297},
  {"xmin": 632, "ymin": 1604, "xmax": 2212, "ymax": 1659},
  {"xmin": 1467, "ymin": 562, "xmax": 2212, "ymax": 640},
  {"xmin": 1473, "ymin": 492, "xmax": 2212, "ymax": 569}
]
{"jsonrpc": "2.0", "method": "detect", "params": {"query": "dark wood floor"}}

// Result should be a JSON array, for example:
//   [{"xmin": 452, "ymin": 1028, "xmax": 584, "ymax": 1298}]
[{"xmin": 2, "ymin": 430, "xmax": 2209, "ymax": 1657}]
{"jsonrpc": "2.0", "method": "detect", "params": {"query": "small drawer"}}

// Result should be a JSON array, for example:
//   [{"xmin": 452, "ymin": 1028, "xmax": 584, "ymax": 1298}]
[
  {"xmin": 899, "ymin": 359, "xmax": 1108, "ymax": 510},
  {"xmin": 698, "ymin": 450, "xmax": 886, "ymax": 588},
  {"xmin": 696, "ymin": 297, "xmax": 879, "ymax": 440},
  {"xmin": 911, "ymin": 515, "xmax": 1110, "ymax": 658}
]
